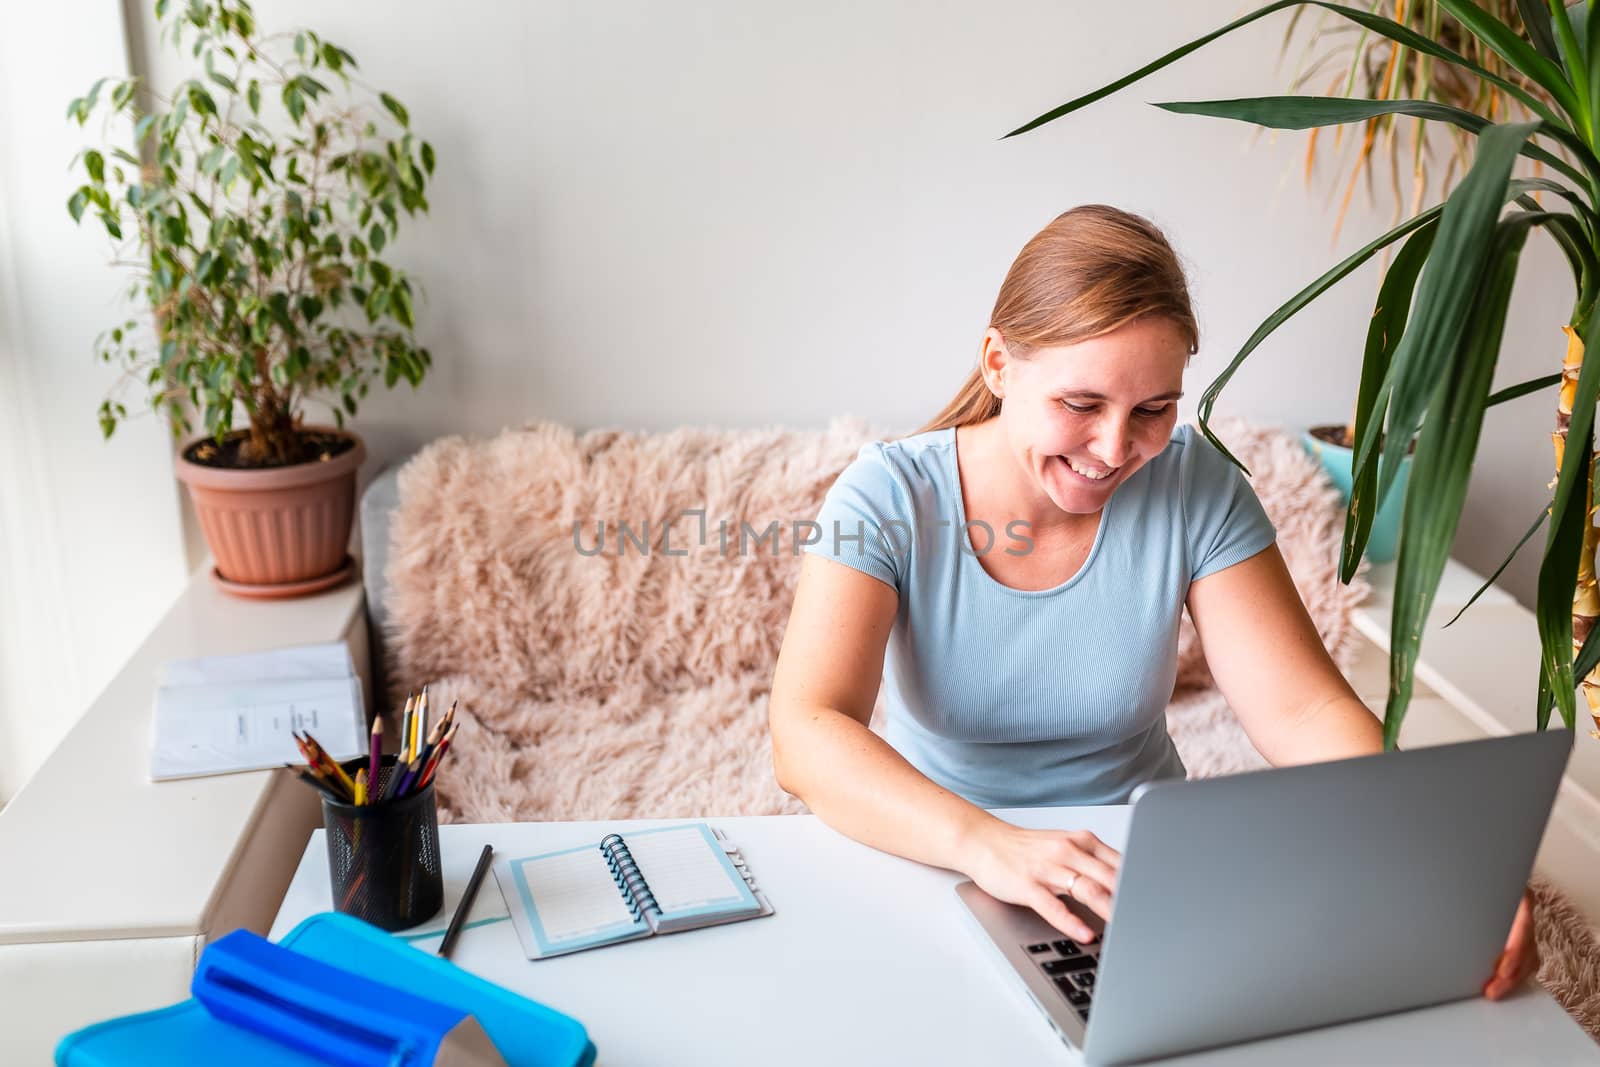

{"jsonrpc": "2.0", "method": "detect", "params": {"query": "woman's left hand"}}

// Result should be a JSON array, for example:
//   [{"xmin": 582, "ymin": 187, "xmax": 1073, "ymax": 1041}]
[{"xmin": 1484, "ymin": 887, "xmax": 1539, "ymax": 1000}]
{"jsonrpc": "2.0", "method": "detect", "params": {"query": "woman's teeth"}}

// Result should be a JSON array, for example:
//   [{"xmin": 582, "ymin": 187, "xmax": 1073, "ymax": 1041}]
[{"xmin": 1061, "ymin": 455, "xmax": 1115, "ymax": 481}]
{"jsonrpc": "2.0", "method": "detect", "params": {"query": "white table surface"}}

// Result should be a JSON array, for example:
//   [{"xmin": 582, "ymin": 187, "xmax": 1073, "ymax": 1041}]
[{"xmin": 271, "ymin": 808, "xmax": 1599, "ymax": 1066}]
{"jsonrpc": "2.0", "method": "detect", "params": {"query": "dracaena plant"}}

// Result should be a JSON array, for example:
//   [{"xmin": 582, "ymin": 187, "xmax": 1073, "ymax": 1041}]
[
  {"xmin": 1003, "ymin": 0, "xmax": 1600, "ymax": 747},
  {"xmin": 66, "ymin": 0, "xmax": 435, "ymax": 467}
]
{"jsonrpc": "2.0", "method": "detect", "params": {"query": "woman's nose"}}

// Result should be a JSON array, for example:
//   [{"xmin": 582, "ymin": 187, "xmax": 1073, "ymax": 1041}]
[{"xmin": 1092, "ymin": 416, "xmax": 1133, "ymax": 467}]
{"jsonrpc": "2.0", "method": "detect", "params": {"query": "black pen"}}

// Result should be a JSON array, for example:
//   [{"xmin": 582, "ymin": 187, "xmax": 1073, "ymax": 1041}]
[{"xmin": 438, "ymin": 844, "xmax": 495, "ymax": 959}]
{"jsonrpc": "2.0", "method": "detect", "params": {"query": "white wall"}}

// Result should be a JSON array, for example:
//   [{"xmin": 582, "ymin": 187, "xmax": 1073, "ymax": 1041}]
[
  {"xmin": 126, "ymin": 0, "xmax": 1568, "ymax": 605},
  {"xmin": 0, "ymin": 0, "xmax": 187, "ymax": 802}
]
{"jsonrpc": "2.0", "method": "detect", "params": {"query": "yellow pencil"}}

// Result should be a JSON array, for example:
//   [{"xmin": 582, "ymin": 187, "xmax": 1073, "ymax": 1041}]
[
  {"xmin": 354, "ymin": 768, "xmax": 367, "ymax": 806},
  {"xmin": 412, "ymin": 685, "xmax": 429, "ymax": 762},
  {"xmin": 399, "ymin": 692, "xmax": 416, "ymax": 763}
]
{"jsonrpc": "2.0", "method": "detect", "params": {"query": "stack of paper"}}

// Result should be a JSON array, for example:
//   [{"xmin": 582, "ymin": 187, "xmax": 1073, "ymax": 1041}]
[{"xmin": 149, "ymin": 642, "xmax": 365, "ymax": 782}]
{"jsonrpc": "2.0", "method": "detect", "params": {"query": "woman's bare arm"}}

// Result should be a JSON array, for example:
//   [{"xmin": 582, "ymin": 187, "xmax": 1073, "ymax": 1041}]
[
  {"xmin": 769, "ymin": 553, "xmax": 1118, "ymax": 940},
  {"xmin": 769, "ymin": 554, "xmax": 996, "ymax": 868}
]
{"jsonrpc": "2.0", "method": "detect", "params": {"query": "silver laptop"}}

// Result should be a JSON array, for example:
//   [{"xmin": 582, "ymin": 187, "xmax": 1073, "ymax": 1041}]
[{"xmin": 955, "ymin": 728, "xmax": 1573, "ymax": 1065}]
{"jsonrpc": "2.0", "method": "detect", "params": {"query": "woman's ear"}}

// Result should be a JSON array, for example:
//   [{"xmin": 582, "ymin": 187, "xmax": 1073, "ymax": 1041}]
[{"xmin": 980, "ymin": 327, "xmax": 1011, "ymax": 399}]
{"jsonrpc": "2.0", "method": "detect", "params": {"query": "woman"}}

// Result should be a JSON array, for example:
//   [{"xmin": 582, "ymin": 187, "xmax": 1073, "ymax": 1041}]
[{"xmin": 767, "ymin": 204, "xmax": 1537, "ymax": 1001}]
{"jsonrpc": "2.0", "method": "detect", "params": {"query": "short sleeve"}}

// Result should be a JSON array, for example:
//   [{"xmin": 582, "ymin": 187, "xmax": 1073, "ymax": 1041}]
[
  {"xmin": 1180, "ymin": 427, "xmax": 1277, "ymax": 583},
  {"xmin": 801, "ymin": 443, "xmax": 908, "ymax": 592}
]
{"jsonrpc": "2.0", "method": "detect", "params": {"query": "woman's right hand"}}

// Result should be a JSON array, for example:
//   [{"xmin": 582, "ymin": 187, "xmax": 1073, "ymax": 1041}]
[{"xmin": 960, "ymin": 820, "xmax": 1123, "ymax": 943}]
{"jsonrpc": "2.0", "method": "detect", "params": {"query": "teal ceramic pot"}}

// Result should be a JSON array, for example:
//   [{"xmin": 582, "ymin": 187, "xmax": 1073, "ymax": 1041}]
[{"xmin": 1300, "ymin": 427, "xmax": 1412, "ymax": 564}]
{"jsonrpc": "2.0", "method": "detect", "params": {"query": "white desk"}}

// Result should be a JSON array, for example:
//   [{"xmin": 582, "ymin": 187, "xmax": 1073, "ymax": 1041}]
[{"xmin": 271, "ymin": 809, "xmax": 1598, "ymax": 1065}]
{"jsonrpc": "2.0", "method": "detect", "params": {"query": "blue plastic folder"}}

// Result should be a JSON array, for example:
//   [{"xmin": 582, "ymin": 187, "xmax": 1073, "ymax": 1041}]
[{"xmin": 55, "ymin": 912, "xmax": 596, "ymax": 1067}]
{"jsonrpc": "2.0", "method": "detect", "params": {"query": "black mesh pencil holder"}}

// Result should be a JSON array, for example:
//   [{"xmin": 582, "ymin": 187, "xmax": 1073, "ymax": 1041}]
[{"xmin": 321, "ymin": 754, "xmax": 443, "ymax": 931}]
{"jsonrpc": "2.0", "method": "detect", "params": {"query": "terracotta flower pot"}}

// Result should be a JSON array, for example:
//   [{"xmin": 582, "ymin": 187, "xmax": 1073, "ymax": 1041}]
[{"xmin": 175, "ymin": 426, "xmax": 366, "ymax": 598}]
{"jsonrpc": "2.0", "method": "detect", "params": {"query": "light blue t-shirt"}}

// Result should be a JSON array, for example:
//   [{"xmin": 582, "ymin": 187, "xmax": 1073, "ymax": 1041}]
[{"xmin": 802, "ymin": 423, "xmax": 1276, "ymax": 807}]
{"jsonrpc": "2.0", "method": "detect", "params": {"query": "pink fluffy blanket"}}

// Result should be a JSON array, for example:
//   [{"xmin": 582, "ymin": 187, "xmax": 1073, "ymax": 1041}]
[{"xmin": 381, "ymin": 415, "xmax": 1598, "ymax": 1038}]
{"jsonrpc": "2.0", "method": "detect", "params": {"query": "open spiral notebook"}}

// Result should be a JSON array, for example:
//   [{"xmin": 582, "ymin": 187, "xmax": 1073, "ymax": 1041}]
[{"xmin": 491, "ymin": 823, "xmax": 774, "ymax": 960}]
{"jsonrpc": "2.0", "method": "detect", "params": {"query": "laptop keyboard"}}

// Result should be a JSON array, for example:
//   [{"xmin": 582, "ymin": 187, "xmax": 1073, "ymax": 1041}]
[{"xmin": 1026, "ymin": 939, "xmax": 1099, "ymax": 1021}]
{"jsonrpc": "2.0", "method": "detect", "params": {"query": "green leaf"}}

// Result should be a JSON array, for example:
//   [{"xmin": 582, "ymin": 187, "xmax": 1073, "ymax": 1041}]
[
  {"xmin": 247, "ymin": 79, "xmax": 260, "ymax": 115},
  {"xmin": 369, "ymin": 224, "xmax": 385, "ymax": 254},
  {"xmin": 420, "ymin": 141, "xmax": 435, "ymax": 175},
  {"xmin": 187, "ymin": 84, "xmax": 217, "ymax": 118},
  {"xmin": 379, "ymin": 92, "xmax": 409, "ymax": 128},
  {"xmin": 1001, "ymin": 1, "xmax": 1566, "ymax": 140},
  {"xmin": 1516, "ymin": 0, "xmax": 1561, "ymax": 63},
  {"xmin": 1358, "ymin": 123, "xmax": 1540, "ymax": 523},
  {"xmin": 1338, "ymin": 218, "xmax": 1437, "ymax": 581},
  {"xmin": 1442, "ymin": 501, "xmax": 1550, "ymax": 628},
  {"xmin": 84, "ymin": 149, "xmax": 105, "ymax": 184},
  {"xmin": 1486, "ymin": 372, "xmax": 1563, "ymax": 407},
  {"xmin": 1151, "ymin": 97, "xmax": 1593, "ymax": 187},
  {"xmin": 391, "ymin": 284, "xmax": 414, "ymax": 329},
  {"xmin": 67, "ymin": 186, "xmax": 89, "ymax": 223},
  {"xmin": 283, "ymin": 85, "xmax": 305, "ymax": 124},
  {"xmin": 1432, "ymin": 0, "xmax": 1582, "ymax": 123},
  {"xmin": 1381, "ymin": 214, "xmax": 1537, "ymax": 748},
  {"xmin": 1196, "ymin": 172, "xmax": 1552, "ymax": 473}
]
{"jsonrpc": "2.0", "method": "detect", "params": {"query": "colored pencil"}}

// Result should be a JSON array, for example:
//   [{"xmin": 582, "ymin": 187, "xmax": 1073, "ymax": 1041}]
[
  {"xmin": 354, "ymin": 768, "xmax": 367, "ymax": 806},
  {"xmin": 301, "ymin": 731, "xmax": 356, "ymax": 796},
  {"xmin": 367, "ymin": 718, "xmax": 382, "ymax": 793},
  {"xmin": 292, "ymin": 736, "xmax": 350, "ymax": 800},
  {"xmin": 417, "ymin": 720, "xmax": 458, "ymax": 790},
  {"xmin": 287, "ymin": 765, "xmax": 343, "ymax": 801},
  {"xmin": 399, "ymin": 692, "xmax": 416, "ymax": 763},
  {"xmin": 413, "ymin": 685, "xmax": 429, "ymax": 763}
]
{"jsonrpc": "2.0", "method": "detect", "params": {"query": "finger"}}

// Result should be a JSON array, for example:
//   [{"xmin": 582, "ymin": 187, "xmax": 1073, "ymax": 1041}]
[
  {"xmin": 1070, "ymin": 831, "xmax": 1124, "ymax": 872},
  {"xmin": 1031, "ymin": 887, "xmax": 1097, "ymax": 943},
  {"xmin": 1065, "ymin": 877, "xmax": 1115, "ymax": 924},
  {"xmin": 1499, "ymin": 896, "xmax": 1536, "ymax": 979},
  {"xmin": 1053, "ymin": 839, "xmax": 1119, "ymax": 891}
]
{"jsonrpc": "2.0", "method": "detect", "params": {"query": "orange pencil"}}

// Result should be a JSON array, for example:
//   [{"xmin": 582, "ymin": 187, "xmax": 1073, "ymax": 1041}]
[
  {"xmin": 301, "ymin": 731, "xmax": 356, "ymax": 796},
  {"xmin": 417, "ymin": 720, "xmax": 458, "ymax": 790}
]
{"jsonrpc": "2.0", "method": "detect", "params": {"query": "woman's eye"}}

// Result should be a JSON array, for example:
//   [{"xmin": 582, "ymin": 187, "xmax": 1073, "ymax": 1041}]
[{"xmin": 1061, "ymin": 402, "xmax": 1172, "ymax": 418}]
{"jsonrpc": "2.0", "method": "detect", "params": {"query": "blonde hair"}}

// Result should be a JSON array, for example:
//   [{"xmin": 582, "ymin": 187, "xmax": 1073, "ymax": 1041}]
[{"xmin": 910, "ymin": 205, "xmax": 1198, "ymax": 438}]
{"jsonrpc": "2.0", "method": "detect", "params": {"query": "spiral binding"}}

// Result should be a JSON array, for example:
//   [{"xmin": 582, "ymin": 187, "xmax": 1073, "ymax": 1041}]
[{"xmin": 599, "ymin": 832, "xmax": 659, "ymax": 924}]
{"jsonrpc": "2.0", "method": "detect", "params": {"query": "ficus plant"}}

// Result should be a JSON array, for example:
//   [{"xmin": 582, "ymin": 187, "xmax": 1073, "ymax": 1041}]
[
  {"xmin": 66, "ymin": 0, "xmax": 434, "ymax": 467},
  {"xmin": 1004, "ymin": 1, "xmax": 1600, "ymax": 747}
]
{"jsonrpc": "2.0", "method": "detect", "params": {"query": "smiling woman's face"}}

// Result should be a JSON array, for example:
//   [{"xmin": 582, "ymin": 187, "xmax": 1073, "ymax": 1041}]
[{"xmin": 986, "ymin": 315, "xmax": 1189, "ymax": 518}]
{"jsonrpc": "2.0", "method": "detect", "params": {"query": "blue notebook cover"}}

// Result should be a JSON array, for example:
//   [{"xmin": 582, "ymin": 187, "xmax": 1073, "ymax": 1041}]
[{"xmin": 55, "ymin": 912, "xmax": 595, "ymax": 1067}]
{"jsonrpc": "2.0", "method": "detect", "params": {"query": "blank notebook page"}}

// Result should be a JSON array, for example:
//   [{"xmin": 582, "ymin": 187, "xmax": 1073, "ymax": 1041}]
[
  {"xmin": 516, "ymin": 848, "xmax": 640, "ymax": 943},
  {"xmin": 626, "ymin": 826, "xmax": 752, "ymax": 917}
]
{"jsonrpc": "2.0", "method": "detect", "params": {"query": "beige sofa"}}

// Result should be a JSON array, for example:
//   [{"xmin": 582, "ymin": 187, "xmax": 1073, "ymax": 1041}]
[{"xmin": 359, "ymin": 415, "xmax": 1367, "ymax": 823}]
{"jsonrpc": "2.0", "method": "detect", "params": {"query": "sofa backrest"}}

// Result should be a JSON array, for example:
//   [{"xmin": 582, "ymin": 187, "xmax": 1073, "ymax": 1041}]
[{"xmin": 371, "ymin": 415, "xmax": 1365, "ymax": 707}]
